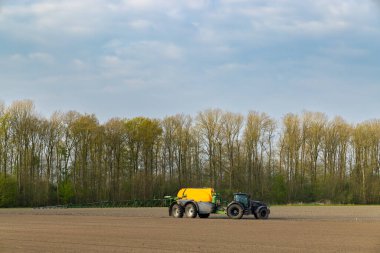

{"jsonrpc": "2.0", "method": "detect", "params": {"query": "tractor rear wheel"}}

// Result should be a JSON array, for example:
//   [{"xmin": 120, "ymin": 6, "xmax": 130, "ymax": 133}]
[
  {"xmin": 227, "ymin": 204, "xmax": 244, "ymax": 219},
  {"xmin": 257, "ymin": 207, "xmax": 269, "ymax": 219},
  {"xmin": 198, "ymin": 213, "xmax": 210, "ymax": 218},
  {"xmin": 172, "ymin": 204, "xmax": 184, "ymax": 218},
  {"xmin": 185, "ymin": 203, "xmax": 197, "ymax": 218}
]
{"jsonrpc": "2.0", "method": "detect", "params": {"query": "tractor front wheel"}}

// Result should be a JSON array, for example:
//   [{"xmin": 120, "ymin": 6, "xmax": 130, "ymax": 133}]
[
  {"xmin": 185, "ymin": 203, "xmax": 197, "ymax": 218},
  {"xmin": 227, "ymin": 204, "xmax": 244, "ymax": 219},
  {"xmin": 172, "ymin": 204, "xmax": 184, "ymax": 218}
]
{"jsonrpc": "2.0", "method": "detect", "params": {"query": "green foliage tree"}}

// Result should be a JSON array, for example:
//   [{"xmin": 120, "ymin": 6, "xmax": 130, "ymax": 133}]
[
  {"xmin": 271, "ymin": 174, "xmax": 287, "ymax": 204},
  {"xmin": 59, "ymin": 181, "xmax": 75, "ymax": 205},
  {"xmin": 0, "ymin": 176, "xmax": 18, "ymax": 207},
  {"xmin": 0, "ymin": 99, "xmax": 380, "ymax": 206}
]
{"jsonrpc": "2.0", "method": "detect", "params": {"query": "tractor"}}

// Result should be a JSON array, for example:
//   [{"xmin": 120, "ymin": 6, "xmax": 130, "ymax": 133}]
[
  {"xmin": 226, "ymin": 192, "xmax": 270, "ymax": 219},
  {"xmin": 166, "ymin": 188, "xmax": 270, "ymax": 220}
]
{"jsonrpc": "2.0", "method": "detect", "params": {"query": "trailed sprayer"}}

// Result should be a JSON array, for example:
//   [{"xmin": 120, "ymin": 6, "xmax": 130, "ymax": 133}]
[{"xmin": 165, "ymin": 188, "xmax": 270, "ymax": 219}]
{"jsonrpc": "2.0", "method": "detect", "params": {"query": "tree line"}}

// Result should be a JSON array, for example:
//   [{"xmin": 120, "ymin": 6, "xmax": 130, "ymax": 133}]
[{"xmin": 0, "ymin": 100, "xmax": 379, "ymax": 207}]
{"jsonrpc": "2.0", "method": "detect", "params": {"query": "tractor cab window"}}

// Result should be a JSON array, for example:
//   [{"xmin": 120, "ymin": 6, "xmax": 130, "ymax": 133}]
[{"xmin": 234, "ymin": 194, "xmax": 249, "ymax": 208}]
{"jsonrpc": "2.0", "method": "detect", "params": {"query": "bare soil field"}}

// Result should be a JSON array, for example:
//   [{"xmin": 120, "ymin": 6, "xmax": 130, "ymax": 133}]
[{"xmin": 1, "ymin": 206, "xmax": 380, "ymax": 252}]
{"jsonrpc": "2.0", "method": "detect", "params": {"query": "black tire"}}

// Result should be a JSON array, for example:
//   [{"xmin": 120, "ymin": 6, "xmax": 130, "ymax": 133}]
[
  {"xmin": 198, "ymin": 213, "xmax": 210, "ymax": 218},
  {"xmin": 172, "ymin": 204, "xmax": 184, "ymax": 218},
  {"xmin": 227, "ymin": 203, "xmax": 244, "ymax": 219},
  {"xmin": 257, "ymin": 207, "xmax": 269, "ymax": 219},
  {"xmin": 185, "ymin": 203, "xmax": 197, "ymax": 218}
]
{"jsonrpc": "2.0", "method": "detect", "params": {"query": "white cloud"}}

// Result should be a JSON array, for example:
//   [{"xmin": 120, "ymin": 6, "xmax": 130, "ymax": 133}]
[
  {"xmin": 206, "ymin": 63, "xmax": 255, "ymax": 77},
  {"xmin": 72, "ymin": 59, "xmax": 88, "ymax": 71},
  {"xmin": 1, "ymin": 0, "xmax": 374, "ymax": 47},
  {"xmin": 320, "ymin": 44, "xmax": 369, "ymax": 59},
  {"xmin": 219, "ymin": 0, "xmax": 251, "ymax": 4},
  {"xmin": 1, "ymin": 0, "xmax": 379, "ymax": 122},
  {"xmin": 9, "ymin": 54, "xmax": 25, "ymax": 63},
  {"xmin": 160, "ymin": 43, "xmax": 183, "ymax": 60},
  {"xmin": 103, "ymin": 55, "xmax": 123, "ymax": 66},
  {"xmin": 128, "ymin": 19, "xmax": 154, "ymax": 30},
  {"xmin": 122, "ymin": 0, "xmax": 157, "ymax": 10},
  {"xmin": 202, "ymin": 0, "xmax": 377, "ymax": 43},
  {"xmin": 197, "ymin": 27, "xmax": 219, "ymax": 43},
  {"xmin": 185, "ymin": 0, "xmax": 210, "ymax": 10},
  {"xmin": 105, "ymin": 40, "xmax": 184, "ymax": 61},
  {"xmin": 28, "ymin": 52, "xmax": 54, "ymax": 64},
  {"xmin": 1, "ymin": 0, "xmax": 106, "ymax": 40},
  {"xmin": 120, "ymin": 0, "xmax": 209, "ymax": 12},
  {"xmin": 0, "ymin": 52, "xmax": 54, "ymax": 66}
]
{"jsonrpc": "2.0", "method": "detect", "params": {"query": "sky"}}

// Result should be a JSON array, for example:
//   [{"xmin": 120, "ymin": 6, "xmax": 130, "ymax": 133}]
[{"xmin": 0, "ymin": 0, "xmax": 380, "ymax": 123}]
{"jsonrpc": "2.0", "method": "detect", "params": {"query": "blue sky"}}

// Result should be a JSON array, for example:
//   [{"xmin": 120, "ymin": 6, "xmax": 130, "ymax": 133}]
[{"xmin": 0, "ymin": 0, "xmax": 380, "ymax": 123}]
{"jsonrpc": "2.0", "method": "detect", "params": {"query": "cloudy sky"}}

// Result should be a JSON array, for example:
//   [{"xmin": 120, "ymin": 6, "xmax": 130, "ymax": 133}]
[{"xmin": 1, "ymin": 0, "xmax": 379, "ymax": 122}]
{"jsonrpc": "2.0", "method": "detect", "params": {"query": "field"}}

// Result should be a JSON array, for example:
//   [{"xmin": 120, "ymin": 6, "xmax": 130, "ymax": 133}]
[{"xmin": 1, "ymin": 206, "xmax": 380, "ymax": 252}]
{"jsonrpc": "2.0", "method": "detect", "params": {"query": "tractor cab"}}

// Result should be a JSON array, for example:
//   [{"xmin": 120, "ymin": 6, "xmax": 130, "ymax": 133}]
[{"xmin": 233, "ymin": 193, "xmax": 250, "ymax": 209}]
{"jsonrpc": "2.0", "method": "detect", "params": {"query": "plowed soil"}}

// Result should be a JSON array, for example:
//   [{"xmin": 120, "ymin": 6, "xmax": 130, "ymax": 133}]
[{"xmin": 1, "ymin": 206, "xmax": 380, "ymax": 252}]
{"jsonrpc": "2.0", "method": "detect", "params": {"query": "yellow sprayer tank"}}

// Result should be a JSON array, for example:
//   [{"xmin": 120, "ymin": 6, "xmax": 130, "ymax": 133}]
[{"xmin": 177, "ymin": 188, "xmax": 214, "ymax": 202}]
